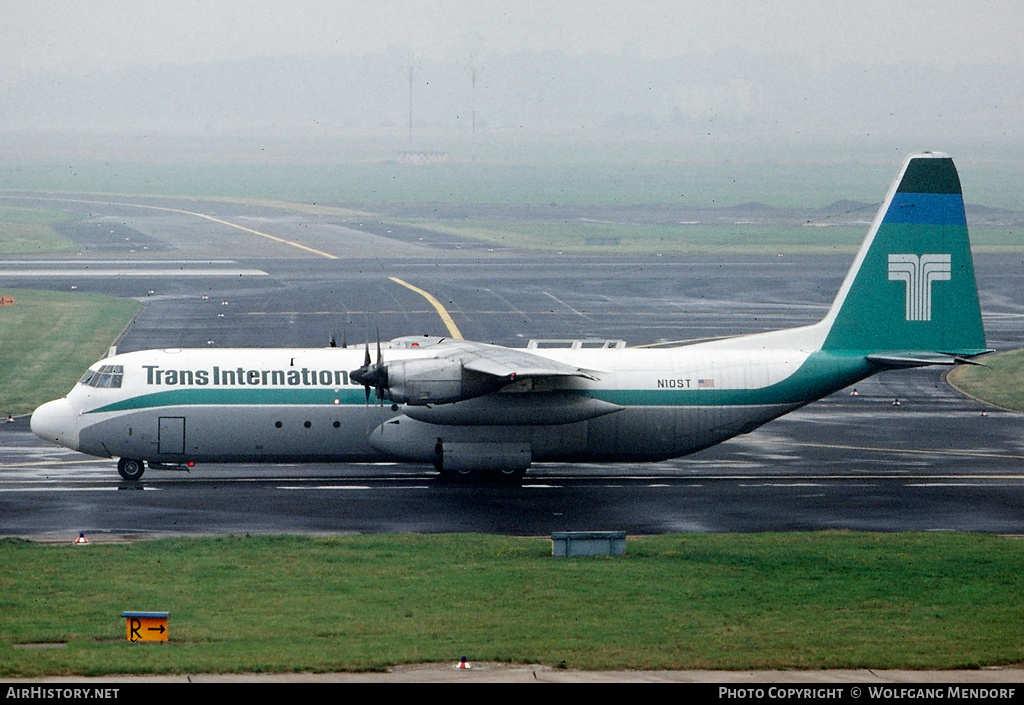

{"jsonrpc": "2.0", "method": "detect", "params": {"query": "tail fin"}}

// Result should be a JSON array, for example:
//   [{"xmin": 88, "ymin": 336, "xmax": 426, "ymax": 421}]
[{"xmin": 819, "ymin": 152, "xmax": 988, "ymax": 360}]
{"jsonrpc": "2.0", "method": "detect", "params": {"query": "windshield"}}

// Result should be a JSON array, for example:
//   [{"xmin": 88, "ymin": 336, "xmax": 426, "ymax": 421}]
[{"xmin": 78, "ymin": 364, "xmax": 124, "ymax": 389}]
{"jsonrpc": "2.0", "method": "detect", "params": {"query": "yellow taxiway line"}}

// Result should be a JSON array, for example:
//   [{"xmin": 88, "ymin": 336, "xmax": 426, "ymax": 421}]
[{"xmin": 388, "ymin": 277, "xmax": 464, "ymax": 339}]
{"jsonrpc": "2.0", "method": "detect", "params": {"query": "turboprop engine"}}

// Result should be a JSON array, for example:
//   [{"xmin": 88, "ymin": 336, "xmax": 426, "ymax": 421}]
[
  {"xmin": 379, "ymin": 357, "xmax": 506, "ymax": 405},
  {"xmin": 350, "ymin": 345, "xmax": 507, "ymax": 406}
]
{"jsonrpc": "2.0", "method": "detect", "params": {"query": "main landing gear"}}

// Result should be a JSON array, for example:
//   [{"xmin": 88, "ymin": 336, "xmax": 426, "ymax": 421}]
[
  {"xmin": 117, "ymin": 457, "xmax": 146, "ymax": 481},
  {"xmin": 435, "ymin": 464, "xmax": 527, "ymax": 484}
]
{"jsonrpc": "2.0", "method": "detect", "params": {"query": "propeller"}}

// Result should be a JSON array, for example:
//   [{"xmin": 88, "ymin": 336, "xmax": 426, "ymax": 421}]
[
  {"xmin": 350, "ymin": 331, "xmax": 389, "ymax": 403},
  {"xmin": 329, "ymin": 322, "xmax": 348, "ymax": 349}
]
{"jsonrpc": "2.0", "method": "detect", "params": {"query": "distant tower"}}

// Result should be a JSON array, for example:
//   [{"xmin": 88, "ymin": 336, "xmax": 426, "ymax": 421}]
[
  {"xmin": 465, "ymin": 64, "xmax": 481, "ymax": 136},
  {"xmin": 404, "ymin": 65, "xmax": 417, "ymax": 147},
  {"xmin": 465, "ymin": 64, "xmax": 482, "ymax": 159}
]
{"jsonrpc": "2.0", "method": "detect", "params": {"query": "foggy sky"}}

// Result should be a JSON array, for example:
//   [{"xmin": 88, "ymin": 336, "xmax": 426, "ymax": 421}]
[
  {"xmin": 2, "ymin": 1, "xmax": 1023, "ymax": 152},
  {"xmin": 4, "ymin": 0, "xmax": 1023, "ymax": 81}
]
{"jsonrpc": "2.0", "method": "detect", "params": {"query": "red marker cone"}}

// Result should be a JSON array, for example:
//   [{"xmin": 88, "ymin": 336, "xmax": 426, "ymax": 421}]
[
  {"xmin": 75, "ymin": 532, "xmax": 89, "ymax": 545},
  {"xmin": 457, "ymin": 656, "xmax": 472, "ymax": 669}
]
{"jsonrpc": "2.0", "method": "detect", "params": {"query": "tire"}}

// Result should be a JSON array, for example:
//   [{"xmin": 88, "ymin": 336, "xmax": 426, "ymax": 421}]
[
  {"xmin": 117, "ymin": 458, "xmax": 145, "ymax": 481},
  {"xmin": 436, "ymin": 465, "xmax": 479, "ymax": 483},
  {"xmin": 437, "ymin": 466, "xmax": 526, "ymax": 484},
  {"xmin": 493, "ymin": 466, "xmax": 527, "ymax": 484}
]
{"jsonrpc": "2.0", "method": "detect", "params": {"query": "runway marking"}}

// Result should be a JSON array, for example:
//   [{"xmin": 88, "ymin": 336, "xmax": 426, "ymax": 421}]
[
  {"xmin": 5, "ymin": 259, "xmax": 240, "ymax": 265},
  {"xmin": 907, "ymin": 482, "xmax": 1021, "ymax": 487},
  {"xmin": 5, "ymin": 196, "xmax": 339, "ymax": 259},
  {"xmin": 541, "ymin": 291, "xmax": 593, "ymax": 320},
  {"xmin": 482, "ymin": 287, "xmax": 531, "ymax": 322},
  {"xmin": 0, "ymin": 486, "xmax": 157, "ymax": 492},
  {"xmin": 0, "ymin": 268, "xmax": 268, "ymax": 277},
  {"xmin": 179, "ymin": 210, "xmax": 338, "ymax": 260},
  {"xmin": 0, "ymin": 459, "xmax": 112, "ymax": 469},
  {"xmin": 770, "ymin": 440, "xmax": 1024, "ymax": 461},
  {"xmin": 278, "ymin": 485, "xmax": 431, "ymax": 490},
  {"xmin": 739, "ymin": 483, "xmax": 825, "ymax": 487},
  {"xmin": 279, "ymin": 485, "xmax": 372, "ymax": 490},
  {"xmin": 388, "ymin": 277, "xmax": 464, "ymax": 339}
]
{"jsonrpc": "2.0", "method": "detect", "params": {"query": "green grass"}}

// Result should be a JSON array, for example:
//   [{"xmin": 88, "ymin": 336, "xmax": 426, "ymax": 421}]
[
  {"xmin": 948, "ymin": 349, "xmax": 1024, "ymax": 412},
  {"xmin": 1, "ymin": 532, "xmax": 1023, "ymax": 676},
  {"xmin": 0, "ymin": 289, "xmax": 141, "ymax": 416},
  {"xmin": 4, "ymin": 156, "xmax": 870, "ymax": 208},
  {"xmin": 4, "ymin": 152, "xmax": 1024, "ymax": 211},
  {"xmin": 0, "ymin": 206, "xmax": 78, "ymax": 255}
]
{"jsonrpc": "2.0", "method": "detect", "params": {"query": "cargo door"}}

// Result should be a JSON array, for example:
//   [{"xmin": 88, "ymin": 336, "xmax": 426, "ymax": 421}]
[{"xmin": 158, "ymin": 417, "xmax": 186, "ymax": 455}]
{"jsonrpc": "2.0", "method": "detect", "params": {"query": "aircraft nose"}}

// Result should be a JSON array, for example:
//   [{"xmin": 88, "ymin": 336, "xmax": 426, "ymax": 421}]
[{"xmin": 31, "ymin": 398, "xmax": 80, "ymax": 451}]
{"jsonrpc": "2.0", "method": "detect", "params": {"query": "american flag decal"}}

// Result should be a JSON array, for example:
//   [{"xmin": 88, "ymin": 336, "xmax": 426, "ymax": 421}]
[{"xmin": 698, "ymin": 378, "xmax": 715, "ymax": 389}]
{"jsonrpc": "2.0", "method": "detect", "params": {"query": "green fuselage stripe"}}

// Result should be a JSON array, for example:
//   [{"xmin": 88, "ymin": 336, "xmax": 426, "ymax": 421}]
[{"xmin": 84, "ymin": 352, "xmax": 877, "ymax": 415}]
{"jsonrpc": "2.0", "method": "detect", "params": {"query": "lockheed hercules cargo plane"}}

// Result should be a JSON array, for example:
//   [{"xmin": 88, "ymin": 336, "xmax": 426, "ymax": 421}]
[{"xmin": 31, "ymin": 153, "xmax": 989, "ymax": 481}]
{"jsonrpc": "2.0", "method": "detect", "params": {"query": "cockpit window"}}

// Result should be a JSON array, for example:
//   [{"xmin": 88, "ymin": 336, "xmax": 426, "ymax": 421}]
[{"xmin": 79, "ymin": 365, "xmax": 123, "ymax": 389}]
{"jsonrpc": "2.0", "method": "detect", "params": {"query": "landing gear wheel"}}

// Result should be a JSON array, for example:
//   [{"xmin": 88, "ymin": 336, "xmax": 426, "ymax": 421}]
[
  {"xmin": 436, "ymin": 466, "xmax": 479, "ymax": 483},
  {"xmin": 493, "ymin": 466, "xmax": 527, "ymax": 484},
  {"xmin": 436, "ymin": 465, "xmax": 526, "ymax": 484},
  {"xmin": 117, "ymin": 458, "xmax": 145, "ymax": 481}
]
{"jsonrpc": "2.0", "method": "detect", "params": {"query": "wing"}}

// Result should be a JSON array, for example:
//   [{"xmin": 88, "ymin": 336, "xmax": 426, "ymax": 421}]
[
  {"xmin": 391, "ymin": 340, "xmax": 622, "ymax": 424},
  {"xmin": 352, "ymin": 337, "xmax": 602, "ymax": 406},
  {"xmin": 451, "ymin": 340, "xmax": 600, "ymax": 381}
]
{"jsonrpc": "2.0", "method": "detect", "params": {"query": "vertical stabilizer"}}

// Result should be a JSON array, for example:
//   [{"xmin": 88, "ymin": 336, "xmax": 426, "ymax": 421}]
[{"xmin": 820, "ymin": 153, "xmax": 986, "ymax": 356}]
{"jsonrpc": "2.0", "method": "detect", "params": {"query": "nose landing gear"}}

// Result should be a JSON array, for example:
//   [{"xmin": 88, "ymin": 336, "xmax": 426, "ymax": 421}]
[{"xmin": 117, "ymin": 458, "xmax": 145, "ymax": 481}]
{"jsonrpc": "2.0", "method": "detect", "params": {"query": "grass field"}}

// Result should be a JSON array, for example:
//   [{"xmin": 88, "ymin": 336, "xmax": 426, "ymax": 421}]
[
  {"xmin": 0, "ymin": 205, "xmax": 78, "ymax": 255},
  {"xmin": 3, "ymin": 149, "xmax": 1024, "ymax": 211},
  {"xmin": 2, "ymin": 156, "xmax": 884, "ymax": 208},
  {"xmin": 2, "ymin": 532, "xmax": 1023, "ymax": 677},
  {"xmin": 948, "ymin": 350, "xmax": 1024, "ymax": 412},
  {"xmin": 0, "ymin": 289, "xmax": 141, "ymax": 416}
]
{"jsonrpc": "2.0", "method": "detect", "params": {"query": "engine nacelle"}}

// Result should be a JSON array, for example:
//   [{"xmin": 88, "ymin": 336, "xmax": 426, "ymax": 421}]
[
  {"xmin": 385, "ymin": 358, "xmax": 505, "ymax": 405},
  {"xmin": 403, "ymin": 391, "xmax": 623, "ymax": 426}
]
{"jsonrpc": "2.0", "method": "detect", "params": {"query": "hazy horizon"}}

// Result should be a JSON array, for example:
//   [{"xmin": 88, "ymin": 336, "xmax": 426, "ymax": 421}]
[{"xmin": 2, "ymin": 2, "xmax": 1022, "ymax": 209}]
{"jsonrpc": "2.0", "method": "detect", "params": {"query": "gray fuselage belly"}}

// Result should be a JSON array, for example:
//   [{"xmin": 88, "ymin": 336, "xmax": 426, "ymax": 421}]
[{"xmin": 76, "ymin": 401, "xmax": 802, "ymax": 464}]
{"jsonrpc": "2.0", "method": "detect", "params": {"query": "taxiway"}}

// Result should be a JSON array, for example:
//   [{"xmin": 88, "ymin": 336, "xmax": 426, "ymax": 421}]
[{"xmin": 1, "ymin": 193, "xmax": 1021, "ymax": 538}]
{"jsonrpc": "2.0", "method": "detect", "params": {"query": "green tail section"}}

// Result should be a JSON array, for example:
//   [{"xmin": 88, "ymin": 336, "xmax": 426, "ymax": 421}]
[{"xmin": 820, "ymin": 153, "xmax": 987, "ymax": 357}]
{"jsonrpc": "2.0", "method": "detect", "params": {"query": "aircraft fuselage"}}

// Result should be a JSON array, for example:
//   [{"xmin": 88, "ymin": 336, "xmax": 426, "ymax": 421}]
[{"xmin": 32, "ymin": 329, "xmax": 872, "ymax": 469}]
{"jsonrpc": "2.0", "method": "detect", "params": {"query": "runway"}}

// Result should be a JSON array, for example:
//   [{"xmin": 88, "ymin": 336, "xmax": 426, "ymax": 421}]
[{"xmin": 2, "ymin": 193, "xmax": 1022, "ymax": 538}]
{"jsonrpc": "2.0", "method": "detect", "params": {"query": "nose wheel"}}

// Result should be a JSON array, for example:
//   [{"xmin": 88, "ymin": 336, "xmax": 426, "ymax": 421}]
[{"xmin": 117, "ymin": 458, "xmax": 146, "ymax": 481}]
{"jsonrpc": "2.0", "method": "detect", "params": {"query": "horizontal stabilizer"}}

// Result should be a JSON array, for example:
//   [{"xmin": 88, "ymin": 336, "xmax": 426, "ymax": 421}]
[{"xmin": 866, "ymin": 350, "xmax": 993, "ymax": 368}]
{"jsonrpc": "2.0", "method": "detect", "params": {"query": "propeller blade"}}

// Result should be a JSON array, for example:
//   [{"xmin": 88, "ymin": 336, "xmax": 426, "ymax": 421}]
[{"xmin": 351, "ymin": 335, "xmax": 391, "ymax": 404}]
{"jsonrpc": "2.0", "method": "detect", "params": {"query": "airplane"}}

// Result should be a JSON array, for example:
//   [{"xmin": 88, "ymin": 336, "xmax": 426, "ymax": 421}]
[{"xmin": 30, "ymin": 152, "xmax": 990, "ymax": 482}]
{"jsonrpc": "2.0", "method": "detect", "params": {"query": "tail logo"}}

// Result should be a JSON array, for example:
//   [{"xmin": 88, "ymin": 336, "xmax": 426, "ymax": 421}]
[{"xmin": 887, "ymin": 254, "xmax": 951, "ymax": 322}]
